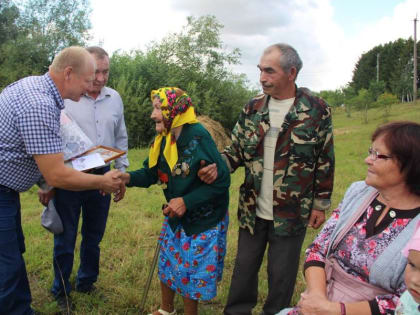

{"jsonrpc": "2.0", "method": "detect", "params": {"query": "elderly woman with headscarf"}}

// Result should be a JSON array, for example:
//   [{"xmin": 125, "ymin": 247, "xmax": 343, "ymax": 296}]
[
  {"xmin": 278, "ymin": 121, "xmax": 420, "ymax": 315},
  {"xmin": 120, "ymin": 87, "xmax": 230, "ymax": 315}
]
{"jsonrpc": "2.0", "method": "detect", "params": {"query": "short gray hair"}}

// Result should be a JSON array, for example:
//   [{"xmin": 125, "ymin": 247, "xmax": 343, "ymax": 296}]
[
  {"xmin": 86, "ymin": 46, "xmax": 109, "ymax": 59},
  {"xmin": 264, "ymin": 43, "xmax": 303, "ymax": 77}
]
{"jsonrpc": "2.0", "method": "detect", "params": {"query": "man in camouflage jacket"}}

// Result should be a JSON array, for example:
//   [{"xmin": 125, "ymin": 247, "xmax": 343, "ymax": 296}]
[
  {"xmin": 199, "ymin": 43, "xmax": 334, "ymax": 315},
  {"xmin": 224, "ymin": 87, "xmax": 334, "ymax": 237}
]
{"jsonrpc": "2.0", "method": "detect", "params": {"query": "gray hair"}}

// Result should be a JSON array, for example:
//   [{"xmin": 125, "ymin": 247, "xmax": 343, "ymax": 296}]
[
  {"xmin": 264, "ymin": 43, "xmax": 303, "ymax": 77},
  {"xmin": 86, "ymin": 46, "xmax": 109, "ymax": 59}
]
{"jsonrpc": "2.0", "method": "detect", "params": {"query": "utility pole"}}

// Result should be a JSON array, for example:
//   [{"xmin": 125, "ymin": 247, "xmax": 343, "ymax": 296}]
[
  {"xmin": 376, "ymin": 53, "xmax": 380, "ymax": 82},
  {"xmin": 414, "ymin": 15, "xmax": 418, "ymax": 103}
]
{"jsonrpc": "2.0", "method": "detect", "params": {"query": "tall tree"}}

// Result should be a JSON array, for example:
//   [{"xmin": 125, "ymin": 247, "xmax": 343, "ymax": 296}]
[
  {"xmin": 351, "ymin": 38, "xmax": 420, "ymax": 100},
  {"xmin": 0, "ymin": 0, "xmax": 92, "ymax": 88},
  {"xmin": 18, "ymin": 0, "xmax": 91, "ymax": 57},
  {"xmin": 108, "ymin": 15, "xmax": 256, "ymax": 147},
  {"xmin": 0, "ymin": 0, "xmax": 19, "ymax": 45}
]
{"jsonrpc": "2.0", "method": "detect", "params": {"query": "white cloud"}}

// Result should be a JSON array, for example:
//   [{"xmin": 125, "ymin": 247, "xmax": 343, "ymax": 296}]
[
  {"xmin": 89, "ymin": 0, "xmax": 187, "ymax": 53},
  {"xmin": 170, "ymin": 0, "xmax": 350, "ymax": 91},
  {"xmin": 88, "ymin": 0, "xmax": 420, "ymax": 92}
]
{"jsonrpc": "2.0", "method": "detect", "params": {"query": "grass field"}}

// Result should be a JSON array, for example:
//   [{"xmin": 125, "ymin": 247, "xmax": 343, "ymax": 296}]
[{"xmin": 22, "ymin": 102, "xmax": 420, "ymax": 314}]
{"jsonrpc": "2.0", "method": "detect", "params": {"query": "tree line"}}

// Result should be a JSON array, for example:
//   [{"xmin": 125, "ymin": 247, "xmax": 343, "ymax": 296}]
[
  {"xmin": 0, "ymin": 0, "xmax": 91, "ymax": 88},
  {"xmin": 2, "ymin": 0, "xmax": 419, "ymax": 144},
  {"xmin": 0, "ymin": 1, "xmax": 256, "ymax": 147},
  {"xmin": 107, "ymin": 16, "xmax": 257, "ymax": 147},
  {"xmin": 317, "ymin": 38, "xmax": 419, "ymax": 123}
]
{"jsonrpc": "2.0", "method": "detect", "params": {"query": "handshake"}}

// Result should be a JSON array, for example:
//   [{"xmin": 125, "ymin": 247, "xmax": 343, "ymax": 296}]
[
  {"xmin": 98, "ymin": 169, "xmax": 130, "ymax": 202},
  {"xmin": 37, "ymin": 169, "xmax": 132, "ymax": 206}
]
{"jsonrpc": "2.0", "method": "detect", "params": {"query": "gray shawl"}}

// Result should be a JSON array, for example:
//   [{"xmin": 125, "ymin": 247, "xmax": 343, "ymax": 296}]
[{"xmin": 327, "ymin": 181, "xmax": 420, "ymax": 293}]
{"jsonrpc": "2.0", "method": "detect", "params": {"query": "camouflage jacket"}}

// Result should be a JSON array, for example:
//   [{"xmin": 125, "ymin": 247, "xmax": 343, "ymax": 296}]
[{"xmin": 223, "ymin": 87, "xmax": 335, "ymax": 236}]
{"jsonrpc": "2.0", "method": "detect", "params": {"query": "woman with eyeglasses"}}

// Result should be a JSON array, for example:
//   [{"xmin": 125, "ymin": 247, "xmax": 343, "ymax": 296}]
[{"xmin": 278, "ymin": 121, "xmax": 420, "ymax": 315}]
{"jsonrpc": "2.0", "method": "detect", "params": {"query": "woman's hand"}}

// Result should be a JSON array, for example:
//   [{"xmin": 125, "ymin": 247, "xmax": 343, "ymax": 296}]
[
  {"xmin": 197, "ymin": 160, "xmax": 217, "ymax": 184},
  {"xmin": 297, "ymin": 292, "xmax": 340, "ymax": 315},
  {"xmin": 163, "ymin": 198, "xmax": 186, "ymax": 218}
]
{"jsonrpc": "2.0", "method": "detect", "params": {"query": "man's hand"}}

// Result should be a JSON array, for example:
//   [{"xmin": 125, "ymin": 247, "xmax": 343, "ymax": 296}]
[
  {"xmin": 113, "ymin": 181, "xmax": 126, "ymax": 202},
  {"xmin": 197, "ymin": 160, "xmax": 217, "ymax": 184},
  {"xmin": 308, "ymin": 209, "xmax": 325, "ymax": 229},
  {"xmin": 112, "ymin": 172, "xmax": 129, "ymax": 202},
  {"xmin": 100, "ymin": 169, "xmax": 123, "ymax": 194},
  {"xmin": 163, "ymin": 197, "xmax": 186, "ymax": 218},
  {"xmin": 37, "ymin": 188, "xmax": 55, "ymax": 206}
]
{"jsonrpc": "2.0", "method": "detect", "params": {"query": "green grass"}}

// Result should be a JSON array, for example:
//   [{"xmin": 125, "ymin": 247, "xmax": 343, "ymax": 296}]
[{"xmin": 22, "ymin": 102, "xmax": 420, "ymax": 314}]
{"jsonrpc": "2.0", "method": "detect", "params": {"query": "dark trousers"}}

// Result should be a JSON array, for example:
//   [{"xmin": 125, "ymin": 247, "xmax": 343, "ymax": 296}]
[
  {"xmin": 224, "ymin": 217, "xmax": 305, "ymax": 315},
  {"xmin": 0, "ymin": 186, "xmax": 33, "ymax": 314},
  {"xmin": 51, "ymin": 167, "xmax": 111, "ymax": 297}
]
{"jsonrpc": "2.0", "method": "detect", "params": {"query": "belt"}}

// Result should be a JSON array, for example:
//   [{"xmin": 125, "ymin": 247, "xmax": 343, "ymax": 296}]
[{"xmin": 0, "ymin": 183, "xmax": 17, "ymax": 193}]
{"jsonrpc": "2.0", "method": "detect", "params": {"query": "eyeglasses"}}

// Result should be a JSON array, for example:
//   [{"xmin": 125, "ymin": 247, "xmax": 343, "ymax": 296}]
[{"xmin": 368, "ymin": 147, "xmax": 392, "ymax": 160}]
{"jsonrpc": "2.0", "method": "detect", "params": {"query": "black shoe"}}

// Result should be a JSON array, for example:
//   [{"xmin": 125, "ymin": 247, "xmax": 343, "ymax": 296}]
[
  {"xmin": 75, "ymin": 283, "xmax": 96, "ymax": 294},
  {"xmin": 55, "ymin": 294, "xmax": 74, "ymax": 314}
]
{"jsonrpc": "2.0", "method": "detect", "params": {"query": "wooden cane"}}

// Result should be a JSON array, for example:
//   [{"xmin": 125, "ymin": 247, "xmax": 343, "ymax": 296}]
[
  {"xmin": 139, "ymin": 238, "xmax": 161, "ymax": 313},
  {"xmin": 139, "ymin": 205, "xmax": 169, "ymax": 313}
]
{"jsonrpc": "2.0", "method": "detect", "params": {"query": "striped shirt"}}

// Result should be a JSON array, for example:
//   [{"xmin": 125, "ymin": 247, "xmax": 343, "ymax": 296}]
[{"xmin": 0, "ymin": 73, "xmax": 64, "ymax": 192}]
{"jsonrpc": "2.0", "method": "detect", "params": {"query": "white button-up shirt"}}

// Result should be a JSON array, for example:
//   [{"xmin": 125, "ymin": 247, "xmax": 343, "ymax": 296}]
[{"xmin": 64, "ymin": 86, "xmax": 129, "ymax": 171}]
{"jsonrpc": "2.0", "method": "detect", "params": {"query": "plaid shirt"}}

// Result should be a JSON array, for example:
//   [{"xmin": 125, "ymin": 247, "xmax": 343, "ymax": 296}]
[{"xmin": 0, "ymin": 73, "xmax": 64, "ymax": 192}]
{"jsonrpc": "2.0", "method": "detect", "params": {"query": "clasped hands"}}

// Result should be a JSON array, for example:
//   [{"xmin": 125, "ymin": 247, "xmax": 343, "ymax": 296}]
[
  {"xmin": 37, "ymin": 169, "xmax": 127, "ymax": 206},
  {"xmin": 296, "ymin": 291, "xmax": 340, "ymax": 315},
  {"xmin": 99, "ymin": 169, "xmax": 127, "ymax": 202}
]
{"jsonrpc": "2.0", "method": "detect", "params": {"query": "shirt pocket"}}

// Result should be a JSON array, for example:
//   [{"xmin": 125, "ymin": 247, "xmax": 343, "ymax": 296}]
[{"xmin": 289, "ymin": 129, "xmax": 318, "ymax": 166}]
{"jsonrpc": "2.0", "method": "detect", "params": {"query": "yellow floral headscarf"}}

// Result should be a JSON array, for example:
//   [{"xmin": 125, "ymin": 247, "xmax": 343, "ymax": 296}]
[{"xmin": 148, "ymin": 87, "xmax": 198, "ymax": 171}]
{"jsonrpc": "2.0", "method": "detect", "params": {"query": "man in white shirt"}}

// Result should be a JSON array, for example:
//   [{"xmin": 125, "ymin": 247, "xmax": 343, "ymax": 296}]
[{"xmin": 50, "ymin": 47, "xmax": 129, "ymax": 307}]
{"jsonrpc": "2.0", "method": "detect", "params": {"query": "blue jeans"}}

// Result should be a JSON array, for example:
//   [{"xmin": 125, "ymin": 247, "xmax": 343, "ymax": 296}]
[
  {"xmin": 51, "ymin": 167, "xmax": 111, "ymax": 297},
  {"xmin": 0, "ymin": 185, "xmax": 33, "ymax": 314}
]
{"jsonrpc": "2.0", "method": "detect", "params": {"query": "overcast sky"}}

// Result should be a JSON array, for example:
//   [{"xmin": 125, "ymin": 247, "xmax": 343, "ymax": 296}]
[{"xmin": 88, "ymin": 0, "xmax": 420, "ymax": 92}]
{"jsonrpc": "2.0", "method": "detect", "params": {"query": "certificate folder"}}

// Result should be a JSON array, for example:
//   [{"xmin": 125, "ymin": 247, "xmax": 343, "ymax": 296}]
[{"xmin": 60, "ymin": 112, "xmax": 126, "ymax": 172}]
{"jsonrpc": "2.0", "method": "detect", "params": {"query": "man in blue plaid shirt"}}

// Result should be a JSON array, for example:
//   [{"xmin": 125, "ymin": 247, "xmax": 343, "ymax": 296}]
[{"xmin": 0, "ymin": 46, "xmax": 123, "ymax": 314}]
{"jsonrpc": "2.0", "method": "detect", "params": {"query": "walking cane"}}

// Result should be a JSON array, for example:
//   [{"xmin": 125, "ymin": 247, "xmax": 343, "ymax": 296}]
[{"xmin": 140, "ymin": 205, "xmax": 168, "ymax": 313}]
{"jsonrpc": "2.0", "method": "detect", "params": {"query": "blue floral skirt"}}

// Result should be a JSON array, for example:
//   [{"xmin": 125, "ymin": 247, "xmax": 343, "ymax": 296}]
[{"xmin": 157, "ymin": 213, "xmax": 229, "ymax": 301}]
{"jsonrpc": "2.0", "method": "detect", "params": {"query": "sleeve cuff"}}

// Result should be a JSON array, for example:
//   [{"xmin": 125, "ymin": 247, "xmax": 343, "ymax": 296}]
[
  {"xmin": 368, "ymin": 299, "xmax": 381, "ymax": 315},
  {"xmin": 303, "ymin": 260, "xmax": 325, "ymax": 273},
  {"xmin": 313, "ymin": 198, "xmax": 331, "ymax": 211}
]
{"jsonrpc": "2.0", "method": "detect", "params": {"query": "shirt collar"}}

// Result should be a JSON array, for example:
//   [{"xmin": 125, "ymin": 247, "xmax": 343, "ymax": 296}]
[
  {"xmin": 84, "ymin": 86, "xmax": 111, "ymax": 101},
  {"xmin": 44, "ymin": 72, "xmax": 64, "ymax": 110}
]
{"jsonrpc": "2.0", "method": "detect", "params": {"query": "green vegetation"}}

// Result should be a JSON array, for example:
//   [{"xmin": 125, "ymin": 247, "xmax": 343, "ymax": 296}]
[
  {"xmin": 2, "ymin": 2, "xmax": 420, "ymax": 312},
  {"xmin": 1, "ymin": 2, "xmax": 257, "ymax": 147},
  {"xmin": 317, "ymin": 38, "xmax": 420, "ymax": 122},
  {"xmin": 22, "ymin": 101, "xmax": 420, "ymax": 314},
  {"xmin": 108, "ymin": 15, "xmax": 257, "ymax": 147},
  {"xmin": 0, "ymin": 0, "xmax": 91, "ymax": 88}
]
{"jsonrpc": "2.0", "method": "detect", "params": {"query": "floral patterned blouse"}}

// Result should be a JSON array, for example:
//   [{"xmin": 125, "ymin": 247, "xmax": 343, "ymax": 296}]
[{"xmin": 304, "ymin": 198, "xmax": 419, "ymax": 315}]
